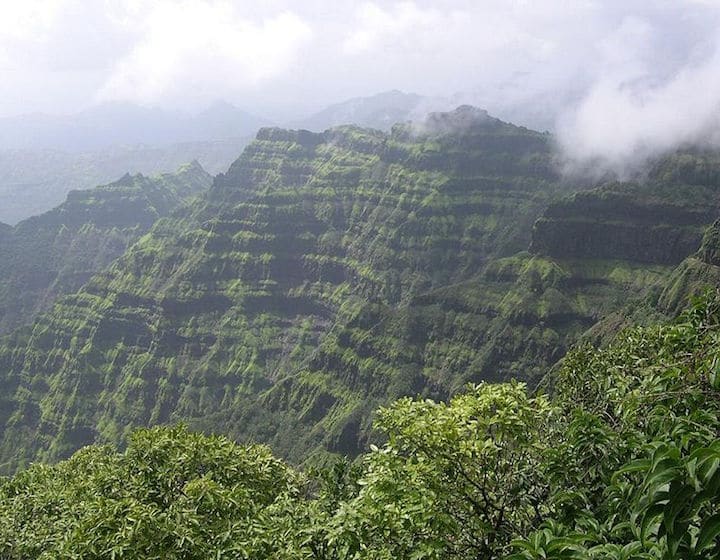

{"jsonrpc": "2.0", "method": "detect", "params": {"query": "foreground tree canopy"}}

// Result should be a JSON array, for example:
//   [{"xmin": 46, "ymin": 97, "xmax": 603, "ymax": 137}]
[{"xmin": 1, "ymin": 293, "xmax": 719, "ymax": 559}]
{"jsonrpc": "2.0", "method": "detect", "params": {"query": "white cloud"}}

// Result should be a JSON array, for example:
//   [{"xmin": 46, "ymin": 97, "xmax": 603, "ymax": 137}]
[
  {"xmin": 97, "ymin": 1, "xmax": 312, "ymax": 105},
  {"xmin": 557, "ymin": 7, "xmax": 720, "ymax": 171},
  {"xmin": 342, "ymin": 0, "xmax": 558, "ymax": 58},
  {"xmin": 0, "ymin": 0, "xmax": 63, "ymax": 42},
  {"xmin": 342, "ymin": 2, "xmax": 440, "ymax": 55},
  {"xmin": 559, "ymin": 45, "xmax": 720, "ymax": 168},
  {"xmin": 0, "ymin": 0, "xmax": 63, "ymax": 67}
]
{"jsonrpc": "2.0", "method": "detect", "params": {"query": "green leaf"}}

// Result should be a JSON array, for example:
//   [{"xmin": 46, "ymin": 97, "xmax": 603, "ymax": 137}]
[
  {"xmin": 662, "ymin": 481, "xmax": 691, "ymax": 536},
  {"xmin": 614, "ymin": 459, "xmax": 651, "ymax": 479},
  {"xmin": 639, "ymin": 503, "xmax": 664, "ymax": 541},
  {"xmin": 644, "ymin": 459, "xmax": 680, "ymax": 492},
  {"xmin": 695, "ymin": 513, "xmax": 720, "ymax": 553}
]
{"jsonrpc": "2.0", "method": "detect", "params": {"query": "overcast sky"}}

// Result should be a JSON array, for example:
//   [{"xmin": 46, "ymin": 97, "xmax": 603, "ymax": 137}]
[{"xmin": 2, "ymin": 1, "xmax": 720, "ymax": 166}]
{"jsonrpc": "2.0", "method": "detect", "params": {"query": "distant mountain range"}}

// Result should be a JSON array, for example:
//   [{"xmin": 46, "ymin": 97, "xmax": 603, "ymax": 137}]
[
  {"xmin": 0, "ymin": 93, "xmax": 440, "ymax": 224},
  {"xmin": 0, "ymin": 89, "xmax": 563, "ymax": 153},
  {"xmin": 0, "ymin": 101, "xmax": 271, "ymax": 223},
  {"xmin": 292, "ymin": 90, "xmax": 438, "ymax": 131},
  {"xmin": 0, "ymin": 101, "xmax": 270, "ymax": 152},
  {"xmin": 0, "ymin": 91, "xmax": 553, "ymax": 225},
  {"xmin": 0, "ymin": 139, "xmax": 249, "ymax": 225}
]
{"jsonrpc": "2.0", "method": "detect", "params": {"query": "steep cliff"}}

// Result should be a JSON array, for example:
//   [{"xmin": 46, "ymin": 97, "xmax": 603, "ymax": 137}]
[
  {"xmin": 529, "ymin": 152, "xmax": 720, "ymax": 265},
  {"xmin": 232, "ymin": 248, "xmax": 671, "ymax": 461},
  {"xmin": 242, "ymin": 151, "xmax": 720, "ymax": 459},
  {"xmin": 657, "ymin": 219, "xmax": 720, "ymax": 314},
  {"xmin": 525, "ymin": 152, "xmax": 720, "ymax": 338}
]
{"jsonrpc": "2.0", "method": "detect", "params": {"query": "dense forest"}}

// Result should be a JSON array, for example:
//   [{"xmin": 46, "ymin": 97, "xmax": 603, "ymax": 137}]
[{"xmin": 0, "ymin": 106, "xmax": 718, "ymax": 557}]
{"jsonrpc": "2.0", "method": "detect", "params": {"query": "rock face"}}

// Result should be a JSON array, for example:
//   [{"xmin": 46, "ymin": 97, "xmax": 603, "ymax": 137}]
[
  {"xmin": 697, "ymin": 219, "xmax": 720, "ymax": 267},
  {"xmin": 529, "ymin": 153, "xmax": 720, "ymax": 266},
  {"xmin": 657, "ymin": 219, "xmax": 720, "ymax": 314},
  {"xmin": 529, "ymin": 181, "xmax": 719, "ymax": 265},
  {"xmin": 0, "ymin": 161, "xmax": 211, "ymax": 334},
  {"xmin": 522, "ymin": 152, "xmax": 720, "ymax": 338}
]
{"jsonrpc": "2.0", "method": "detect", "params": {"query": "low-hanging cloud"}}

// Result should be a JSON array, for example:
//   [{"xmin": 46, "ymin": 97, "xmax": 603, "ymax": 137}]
[{"xmin": 557, "ymin": 11, "xmax": 720, "ymax": 175}]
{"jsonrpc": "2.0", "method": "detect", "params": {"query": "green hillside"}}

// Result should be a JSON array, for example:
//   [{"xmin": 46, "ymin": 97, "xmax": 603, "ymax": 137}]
[
  {"xmin": 0, "ymin": 161, "xmax": 212, "ymax": 334},
  {"xmin": 1, "ymin": 108, "xmax": 720, "ymax": 476},
  {"xmin": 0, "ymin": 107, "xmax": 569, "ymax": 471}
]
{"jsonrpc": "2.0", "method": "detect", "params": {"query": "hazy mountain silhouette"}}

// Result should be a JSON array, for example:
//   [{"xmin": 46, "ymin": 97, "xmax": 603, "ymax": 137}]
[{"xmin": 0, "ymin": 101, "xmax": 270, "ymax": 151}]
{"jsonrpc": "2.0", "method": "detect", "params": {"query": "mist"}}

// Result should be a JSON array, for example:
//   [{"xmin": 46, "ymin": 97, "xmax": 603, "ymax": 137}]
[{"xmin": 2, "ymin": 1, "xmax": 720, "ymax": 171}]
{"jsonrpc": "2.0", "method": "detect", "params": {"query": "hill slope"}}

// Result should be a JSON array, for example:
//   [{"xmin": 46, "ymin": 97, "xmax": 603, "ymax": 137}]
[{"xmin": 0, "ymin": 162, "xmax": 212, "ymax": 334}]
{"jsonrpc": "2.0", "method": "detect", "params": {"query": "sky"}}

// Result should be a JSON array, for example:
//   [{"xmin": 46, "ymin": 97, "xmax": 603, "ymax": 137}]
[{"xmin": 2, "ymin": 0, "xmax": 720, "ymax": 166}]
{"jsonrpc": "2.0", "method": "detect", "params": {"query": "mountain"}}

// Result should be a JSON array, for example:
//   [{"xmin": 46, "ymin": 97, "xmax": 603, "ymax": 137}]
[
  {"xmin": 0, "ymin": 161, "xmax": 212, "ymax": 335},
  {"xmin": 0, "ymin": 101, "xmax": 264, "ymax": 224},
  {"xmin": 0, "ymin": 107, "xmax": 567, "ymax": 471},
  {"xmin": 294, "ymin": 90, "xmax": 435, "ymax": 131},
  {"xmin": 0, "ymin": 139, "xmax": 248, "ymax": 224},
  {"xmin": 1, "ymin": 106, "xmax": 720, "ymax": 474},
  {"xmin": 0, "ymin": 105, "xmax": 719, "ymax": 558},
  {"xmin": 221, "ymin": 148, "xmax": 720, "ymax": 459}
]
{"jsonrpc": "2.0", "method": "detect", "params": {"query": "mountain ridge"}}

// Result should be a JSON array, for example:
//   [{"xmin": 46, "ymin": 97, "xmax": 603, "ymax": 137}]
[
  {"xmin": 0, "ymin": 138, "xmax": 249, "ymax": 224},
  {"xmin": 0, "ymin": 101, "xmax": 270, "ymax": 151},
  {"xmin": 292, "ymin": 90, "xmax": 431, "ymax": 132},
  {"xmin": 0, "ymin": 107, "xmax": 719, "ymax": 473},
  {"xmin": 0, "ymin": 107, "xmax": 569, "ymax": 471}
]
